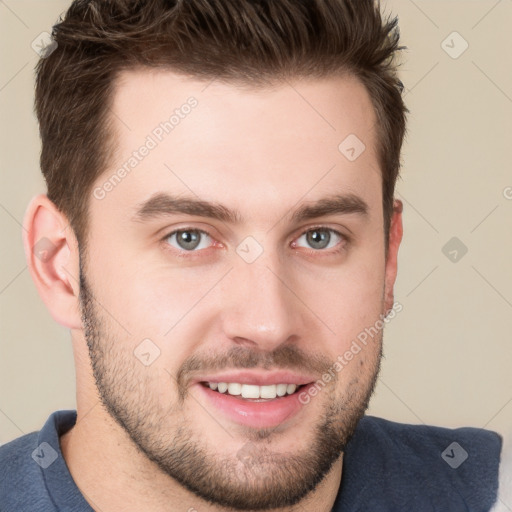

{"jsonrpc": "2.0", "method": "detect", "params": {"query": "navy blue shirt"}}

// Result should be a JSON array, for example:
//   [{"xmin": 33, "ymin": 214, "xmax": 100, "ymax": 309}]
[{"xmin": 0, "ymin": 410, "xmax": 502, "ymax": 511}]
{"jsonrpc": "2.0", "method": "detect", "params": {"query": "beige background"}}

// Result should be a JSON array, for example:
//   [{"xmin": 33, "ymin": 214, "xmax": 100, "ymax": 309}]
[{"xmin": 1, "ymin": 0, "xmax": 511, "ymax": 445}]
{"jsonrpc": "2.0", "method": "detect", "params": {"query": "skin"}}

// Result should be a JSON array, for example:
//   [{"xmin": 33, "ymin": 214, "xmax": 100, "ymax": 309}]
[{"xmin": 23, "ymin": 70, "xmax": 403, "ymax": 511}]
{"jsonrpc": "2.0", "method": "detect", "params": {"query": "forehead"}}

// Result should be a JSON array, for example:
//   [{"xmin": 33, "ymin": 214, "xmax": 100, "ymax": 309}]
[{"xmin": 95, "ymin": 68, "xmax": 381, "ymax": 226}]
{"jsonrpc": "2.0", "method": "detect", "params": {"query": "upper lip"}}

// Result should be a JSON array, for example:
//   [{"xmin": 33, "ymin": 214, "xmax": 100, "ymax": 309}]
[{"xmin": 192, "ymin": 370, "xmax": 317, "ymax": 387}]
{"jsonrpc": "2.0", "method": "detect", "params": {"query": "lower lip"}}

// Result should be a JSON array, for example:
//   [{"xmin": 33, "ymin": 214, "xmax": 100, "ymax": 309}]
[{"xmin": 195, "ymin": 383, "xmax": 313, "ymax": 429}]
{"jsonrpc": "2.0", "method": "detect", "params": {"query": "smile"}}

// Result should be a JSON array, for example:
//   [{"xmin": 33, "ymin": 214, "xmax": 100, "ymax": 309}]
[
  {"xmin": 196, "ymin": 380, "xmax": 315, "ymax": 429},
  {"xmin": 202, "ymin": 382, "xmax": 304, "ymax": 400}
]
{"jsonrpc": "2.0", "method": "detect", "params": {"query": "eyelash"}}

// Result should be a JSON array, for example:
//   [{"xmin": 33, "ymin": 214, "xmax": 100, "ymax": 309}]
[{"xmin": 161, "ymin": 226, "xmax": 349, "ymax": 257}]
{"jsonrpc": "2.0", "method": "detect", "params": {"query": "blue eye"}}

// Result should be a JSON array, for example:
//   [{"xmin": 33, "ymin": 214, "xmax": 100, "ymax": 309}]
[
  {"xmin": 162, "ymin": 226, "xmax": 346, "ymax": 256},
  {"xmin": 295, "ymin": 228, "xmax": 343, "ymax": 250},
  {"xmin": 165, "ymin": 229, "xmax": 212, "ymax": 251}
]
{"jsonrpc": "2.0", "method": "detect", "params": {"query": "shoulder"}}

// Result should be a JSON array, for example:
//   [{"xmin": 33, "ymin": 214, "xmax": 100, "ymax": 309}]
[
  {"xmin": 338, "ymin": 415, "xmax": 502, "ymax": 511},
  {"xmin": 0, "ymin": 410, "xmax": 78, "ymax": 512},
  {"xmin": 0, "ymin": 430, "xmax": 40, "ymax": 475},
  {"xmin": 490, "ymin": 429, "xmax": 512, "ymax": 512},
  {"xmin": 353, "ymin": 415, "xmax": 502, "ymax": 457},
  {"xmin": 0, "ymin": 431, "xmax": 52, "ymax": 511}
]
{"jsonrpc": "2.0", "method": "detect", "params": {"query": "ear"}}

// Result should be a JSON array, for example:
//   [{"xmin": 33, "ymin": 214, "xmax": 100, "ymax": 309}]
[
  {"xmin": 383, "ymin": 199, "xmax": 403, "ymax": 314},
  {"xmin": 22, "ymin": 194, "xmax": 82, "ymax": 329}
]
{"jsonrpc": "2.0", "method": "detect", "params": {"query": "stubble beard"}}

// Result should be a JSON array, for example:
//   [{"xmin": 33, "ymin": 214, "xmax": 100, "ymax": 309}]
[{"xmin": 78, "ymin": 263, "xmax": 382, "ymax": 510}]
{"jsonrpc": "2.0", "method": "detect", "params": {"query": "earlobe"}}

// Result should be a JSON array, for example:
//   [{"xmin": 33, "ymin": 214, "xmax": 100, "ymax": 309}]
[
  {"xmin": 384, "ymin": 198, "xmax": 403, "ymax": 313},
  {"xmin": 22, "ymin": 195, "xmax": 82, "ymax": 329}
]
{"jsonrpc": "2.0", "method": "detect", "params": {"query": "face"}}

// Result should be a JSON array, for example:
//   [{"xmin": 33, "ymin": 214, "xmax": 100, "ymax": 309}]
[{"xmin": 80, "ymin": 69, "xmax": 395, "ymax": 510}]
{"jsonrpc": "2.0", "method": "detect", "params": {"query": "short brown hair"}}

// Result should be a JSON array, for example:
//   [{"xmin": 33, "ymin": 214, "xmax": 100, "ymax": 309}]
[{"xmin": 35, "ymin": 0, "xmax": 407, "ymax": 248}]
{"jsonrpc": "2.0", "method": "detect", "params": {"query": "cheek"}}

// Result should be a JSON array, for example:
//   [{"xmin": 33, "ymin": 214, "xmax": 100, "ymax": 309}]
[
  {"xmin": 298, "ymin": 260, "xmax": 385, "ymax": 386},
  {"xmin": 298, "ymin": 249, "xmax": 386, "ymax": 343},
  {"xmin": 90, "ymin": 244, "xmax": 217, "ymax": 336}
]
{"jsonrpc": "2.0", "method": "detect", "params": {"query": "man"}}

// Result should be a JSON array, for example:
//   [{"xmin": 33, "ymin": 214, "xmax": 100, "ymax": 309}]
[{"xmin": 0, "ymin": 0, "xmax": 504, "ymax": 510}]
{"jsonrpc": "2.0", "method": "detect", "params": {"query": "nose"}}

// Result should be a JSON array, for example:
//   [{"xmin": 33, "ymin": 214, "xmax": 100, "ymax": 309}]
[{"xmin": 218, "ymin": 250, "xmax": 304, "ymax": 352}]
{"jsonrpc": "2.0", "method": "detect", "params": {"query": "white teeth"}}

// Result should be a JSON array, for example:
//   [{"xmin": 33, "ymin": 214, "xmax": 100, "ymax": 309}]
[
  {"xmin": 241, "ymin": 384, "xmax": 260, "ymax": 399},
  {"xmin": 208, "ymin": 382, "xmax": 299, "ymax": 399},
  {"xmin": 227, "ymin": 383, "xmax": 242, "ymax": 395},
  {"xmin": 260, "ymin": 385, "xmax": 277, "ymax": 399},
  {"xmin": 286, "ymin": 384, "xmax": 297, "ymax": 395},
  {"xmin": 276, "ymin": 383, "xmax": 288, "ymax": 397}
]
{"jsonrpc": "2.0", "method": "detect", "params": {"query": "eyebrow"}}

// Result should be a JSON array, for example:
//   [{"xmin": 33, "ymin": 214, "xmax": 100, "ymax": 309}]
[
  {"xmin": 291, "ymin": 193, "xmax": 368, "ymax": 223},
  {"xmin": 132, "ymin": 192, "xmax": 369, "ymax": 224}
]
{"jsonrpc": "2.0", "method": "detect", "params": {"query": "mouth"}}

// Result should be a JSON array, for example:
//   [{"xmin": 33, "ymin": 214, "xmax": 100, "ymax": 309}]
[
  {"xmin": 200, "ymin": 381, "xmax": 308, "ymax": 401},
  {"xmin": 194, "ymin": 374, "xmax": 316, "ymax": 429}
]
